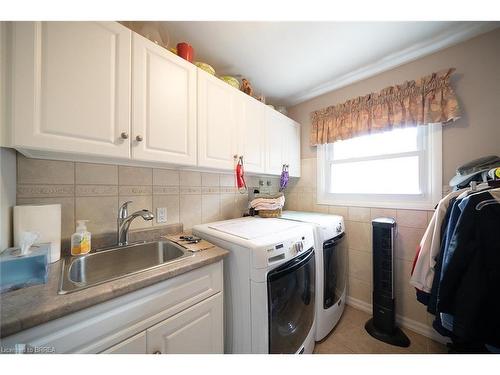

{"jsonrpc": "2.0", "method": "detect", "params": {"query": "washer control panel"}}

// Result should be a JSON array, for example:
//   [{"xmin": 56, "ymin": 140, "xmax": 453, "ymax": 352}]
[{"xmin": 255, "ymin": 230, "xmax": 313, "ymax": 269}]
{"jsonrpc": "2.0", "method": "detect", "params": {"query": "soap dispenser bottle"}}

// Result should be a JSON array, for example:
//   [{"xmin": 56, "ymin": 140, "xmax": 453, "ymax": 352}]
[{"xmin": 71, "ymin": 220, "xmax": 91, "ymax": 256}]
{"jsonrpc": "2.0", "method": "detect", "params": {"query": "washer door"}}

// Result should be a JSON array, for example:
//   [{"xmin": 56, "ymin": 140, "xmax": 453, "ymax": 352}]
[
  {"xmin": 267, "ymin": 248, "xmax": 315, "ymax": 354},
  {"xmin": 323, "ymin": 233, "xmax": 347, "ymax": 309}
]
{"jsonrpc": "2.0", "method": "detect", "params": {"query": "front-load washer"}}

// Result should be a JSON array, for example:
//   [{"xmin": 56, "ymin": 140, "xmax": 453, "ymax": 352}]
[
  {"xmin": 193, "ymin": 216, "xmax": 316, "ymax": 354},
  {"xmin": 279, "ymin": 211, "xmax": 347, "ymax": 341}
]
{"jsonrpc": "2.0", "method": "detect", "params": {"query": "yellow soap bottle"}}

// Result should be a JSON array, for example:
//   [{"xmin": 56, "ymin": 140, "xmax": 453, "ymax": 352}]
[{"xmin": 71, "ymin": 220, "xmax": 91, "ymax": 256}]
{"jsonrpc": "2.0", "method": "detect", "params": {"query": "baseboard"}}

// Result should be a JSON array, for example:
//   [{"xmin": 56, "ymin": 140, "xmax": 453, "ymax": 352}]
[
  {"xmin": 346, "ymin": 296, "xmax": 450, "ymax": 345},
  {"xmin": 346, "ymin": 296, "xmax": 372, "ymax": 313}
]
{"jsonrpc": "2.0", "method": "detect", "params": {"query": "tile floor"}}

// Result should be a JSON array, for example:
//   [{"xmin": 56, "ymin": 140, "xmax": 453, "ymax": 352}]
[{"xmin": 314, "ymin": 305, "xmax": 448, "ymax": 354}]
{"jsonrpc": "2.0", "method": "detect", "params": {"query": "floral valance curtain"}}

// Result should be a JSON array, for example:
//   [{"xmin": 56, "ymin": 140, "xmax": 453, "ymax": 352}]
[{"xmin": 310, "ymin": 68, "xmax": 461, "ymax": 145}]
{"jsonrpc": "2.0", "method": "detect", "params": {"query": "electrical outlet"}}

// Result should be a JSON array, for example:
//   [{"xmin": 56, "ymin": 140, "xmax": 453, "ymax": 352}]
[{"xmin": 156, "ymin": 207, "xmax": 167, "ymax": 223}]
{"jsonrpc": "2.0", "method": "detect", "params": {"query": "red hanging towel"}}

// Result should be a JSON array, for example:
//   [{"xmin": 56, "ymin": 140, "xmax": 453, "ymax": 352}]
[{"xmin": 235, "ymin": 156, "xmax": 247, "ymax": 192}]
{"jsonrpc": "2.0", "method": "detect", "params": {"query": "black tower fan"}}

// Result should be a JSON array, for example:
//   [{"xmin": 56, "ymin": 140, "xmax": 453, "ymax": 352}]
[{"xmin": 365, "ymin": 218, "xmax": 410, "ymax": 347}]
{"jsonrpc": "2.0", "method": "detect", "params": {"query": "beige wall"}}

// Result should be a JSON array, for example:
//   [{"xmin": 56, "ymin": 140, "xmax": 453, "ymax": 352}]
[{"xmin": 288, "ymin": 28, "xmax": 500, "ymax": 184}]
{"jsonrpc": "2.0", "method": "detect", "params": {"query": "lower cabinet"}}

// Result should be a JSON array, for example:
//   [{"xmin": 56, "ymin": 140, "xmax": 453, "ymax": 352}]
[
  {"xmin": 101, "ymin": 293, "xmax": 223, "ymax": 354},
  {"xmin": 146, "ymin": 292, "xmax": 223, "ymax": 354},
  {"xmin": 102, "ymin": 332, "xmax": 147, "ymax": 354}
]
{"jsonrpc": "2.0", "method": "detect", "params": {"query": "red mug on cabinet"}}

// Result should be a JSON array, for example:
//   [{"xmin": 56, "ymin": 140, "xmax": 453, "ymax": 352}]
[{"xmin": 177, "ymin": 42, "xmax": 194, "ymax": 62}]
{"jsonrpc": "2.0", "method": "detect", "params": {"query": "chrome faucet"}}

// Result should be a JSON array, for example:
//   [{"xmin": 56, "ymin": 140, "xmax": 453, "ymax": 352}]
[{"xmin": 117, "ymin": 201, "xmax": 154, "ymax": 246}]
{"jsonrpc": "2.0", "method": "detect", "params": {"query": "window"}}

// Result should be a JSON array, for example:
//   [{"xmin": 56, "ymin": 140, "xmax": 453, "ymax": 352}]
[{"xmin": 317, "ymin": 124, "xmax": 442, "ymax": 209}]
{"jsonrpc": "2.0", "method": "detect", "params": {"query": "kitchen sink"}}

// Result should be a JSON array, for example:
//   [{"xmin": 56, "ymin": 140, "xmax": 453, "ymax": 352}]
[{"xmin": 59, "ymin": 240, "xmax": 193, "ymax": 294}]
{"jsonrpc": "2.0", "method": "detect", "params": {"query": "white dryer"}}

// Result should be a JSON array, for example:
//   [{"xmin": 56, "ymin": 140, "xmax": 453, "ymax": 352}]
[
  {"xmin": 279, "ymin": 211, "xmax": 347, "ymax": 341},
  {"xmin": 193, "ymin": 216, "xmax": 316, "ymax": 354}
]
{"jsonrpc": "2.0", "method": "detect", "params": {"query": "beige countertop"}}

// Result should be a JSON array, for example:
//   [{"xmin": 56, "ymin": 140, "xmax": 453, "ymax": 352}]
[{"xmin": 0, "ymin": 245, "xmax": 228, "ymax": 338}]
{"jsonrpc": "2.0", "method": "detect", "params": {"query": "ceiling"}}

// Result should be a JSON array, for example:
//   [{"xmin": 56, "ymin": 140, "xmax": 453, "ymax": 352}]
[{"xmin": 161, "ymin": 21, "xmax": 499, "ymax": 106}]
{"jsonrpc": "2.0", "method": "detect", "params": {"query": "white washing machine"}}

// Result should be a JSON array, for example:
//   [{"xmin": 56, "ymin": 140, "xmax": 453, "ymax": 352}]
[
  {"xmin": 193, "ymin": 216, "xmax": 316, "ymax": 354},
  {"xmin": 279, "ymin": 211, "xmax": 347, "ymax": 341}
]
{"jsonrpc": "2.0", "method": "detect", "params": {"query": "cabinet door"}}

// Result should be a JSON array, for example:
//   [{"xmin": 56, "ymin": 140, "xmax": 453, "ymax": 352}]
[
  {"xmin": 236, "ymin": 93, "xmax": 266, "ymax": 174},
  {"xmin": 11, "ymin": 22, "xmax": 131, "ymax": 158},
  {"xmin": 197, "ymin": 71, "xmax": 238, "ymax": 170},
  {"xmin": 146, "ymin": 292, "xmax": 223, "ymax": 354},
  {"xmin": 283, "ymin": 120, "xmax": 301, "ymax": 177},
  {"xmin": 132, "ymin": 33, "xmax": 197, "ymax": 166},
  {"xmin": 101, "ymin": 332, "xmax": 147, "ymax": 354},
  {"xmin": 265, "ymin": 108, "xmax": 285, "ymax": 175}
]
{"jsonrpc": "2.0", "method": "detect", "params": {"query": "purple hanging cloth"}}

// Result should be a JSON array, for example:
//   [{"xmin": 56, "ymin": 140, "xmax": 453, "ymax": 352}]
[{"xmin": 279, "ymin": 164, "xmax": 289, "ymax": 192}]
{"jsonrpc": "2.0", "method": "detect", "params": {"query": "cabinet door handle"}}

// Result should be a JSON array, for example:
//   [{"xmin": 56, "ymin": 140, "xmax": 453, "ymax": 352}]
[
  {"xmin": 136, "ymin": 135, "xmax": 143, "ymax": 142},
  {"xmin": 153, "ymin": 350, "xmax": 162, "ymax": 354},
  {"xmin": 120, "ymin": 132, "xmax": 129, "ymax": 140}
]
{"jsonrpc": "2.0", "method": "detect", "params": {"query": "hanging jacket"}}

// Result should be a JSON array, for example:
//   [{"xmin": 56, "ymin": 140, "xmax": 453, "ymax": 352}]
[
  {"xmin": 427, "ymin": 197, "xmax": 457, "ymax": 314},
  {"xmin": 410, "ymin": 188, "xmax": 467, "ymax": 292},
  {"xmin": 438, "ymin": 190, "xmax": 500, "ymax": 346}
]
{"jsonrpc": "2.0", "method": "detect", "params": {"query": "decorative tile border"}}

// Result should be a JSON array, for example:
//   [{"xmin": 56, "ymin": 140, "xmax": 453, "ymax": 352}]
[
  {"xmin": 153, "ymin": 186, "xmax": 180, "ymax": 195},
  {"xmin": 118, "ymin": 185, "xmax": 153, "ymax": 196},
  {"xmin": 76, "ymin": 185, "xmax": 118, "ymax": 197},
  {"xmin": 201, "ymin": 186, "xmax": 221, "ymax": 194},
  {"xmin": 220, "ymin": 186, "xmax": 237, "ymax": 194},
  {"xmin": 180, "ymin": 186, "xmax": 202, "ymax": 194},
  {"xmin": 17, "ymin": 184, "xmax": 74, "ymax": 198}
]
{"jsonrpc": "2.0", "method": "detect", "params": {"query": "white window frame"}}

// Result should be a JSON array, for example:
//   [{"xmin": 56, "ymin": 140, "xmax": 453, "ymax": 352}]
[{"xmin": 317, "ymin": 124, "xmax": 442, "ymax": 210}]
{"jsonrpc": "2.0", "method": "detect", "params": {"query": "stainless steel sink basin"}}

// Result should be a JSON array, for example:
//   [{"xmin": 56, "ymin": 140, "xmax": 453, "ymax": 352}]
[{"xmin": 59, "ymin": 240, "xmax": 193, "ymax": 294}]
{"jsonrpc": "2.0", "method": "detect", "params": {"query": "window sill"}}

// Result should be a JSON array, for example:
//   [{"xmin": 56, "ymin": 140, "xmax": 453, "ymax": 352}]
[{"xmin": 316, "ymin": 195, "xmax": 437, "ymax": 210}]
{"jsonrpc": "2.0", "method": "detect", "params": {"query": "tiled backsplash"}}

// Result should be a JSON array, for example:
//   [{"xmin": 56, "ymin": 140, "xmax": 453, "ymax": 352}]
[
  {"xmin": 16, "ymin": 153, "xmax": 281, "ymax": 250},
  {"xmin": 284, "ymin": 158, "xmax": 436, "ymax": 335}
]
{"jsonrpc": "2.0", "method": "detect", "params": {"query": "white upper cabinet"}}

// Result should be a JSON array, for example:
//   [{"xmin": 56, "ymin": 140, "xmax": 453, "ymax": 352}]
[
  {"xmin": 264, "ymin": 107, "xmax": 301, "ymax": 177},
  {"xmin": 235, "ymin": 92, "xmax": 266, "ymax": 174},
  {"xmin": 197, "ymin": 70, "xmax": 238, "ymax": 170},
  {"xmin": 10, "ymin": 22, "xmax": 131, "ymax": 158},
  {"xmin": 283, "ymin": 119, "xmax": 301, "ymax": 177},
  {"xmin": 265, "ymin": 108, "xmax": 285, "ymax": 175},
  {"xmin": 132, "ymin": 33, "xmax": 197, "ymax": 166}
]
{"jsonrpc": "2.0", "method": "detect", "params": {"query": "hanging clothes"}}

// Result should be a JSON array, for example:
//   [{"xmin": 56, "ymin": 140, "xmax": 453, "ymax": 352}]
[
  {"xmin": 437, "ymin": 189, "xmax": 500, "ymax": 346},
  {"xmin": 410, "ymin": 188, "xmax": 467, "ymax": 292},
  {"xmin": 410, "ymin": 184, "xmax": 490, "ymax": 293},
  {"xmin": 427, "ymin": 196, "xmax": 457, "ymax": 314}
]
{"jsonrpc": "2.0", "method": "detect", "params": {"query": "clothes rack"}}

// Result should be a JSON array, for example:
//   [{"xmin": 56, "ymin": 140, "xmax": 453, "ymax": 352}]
[{"xmin": 411, "ymin": 175, "xmax": 500, "ymax": 353}]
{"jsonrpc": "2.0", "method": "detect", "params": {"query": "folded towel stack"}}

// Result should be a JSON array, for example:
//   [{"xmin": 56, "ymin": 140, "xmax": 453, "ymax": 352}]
[{"xmin": 250, "ymin": 194, "xmax": 285, "ymax": 211}]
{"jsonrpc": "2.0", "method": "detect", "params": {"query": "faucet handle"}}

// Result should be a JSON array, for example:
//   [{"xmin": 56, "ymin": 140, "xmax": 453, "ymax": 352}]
[{"xmin": 119, "ymin": 200, "xmax": 133, "ymax": 219}]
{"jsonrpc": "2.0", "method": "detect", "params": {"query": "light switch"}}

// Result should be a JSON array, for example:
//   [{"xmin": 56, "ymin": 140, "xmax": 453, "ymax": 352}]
[{"xmin": 156, "ymin": 207, "xmax": 167, "ymax": 223}]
